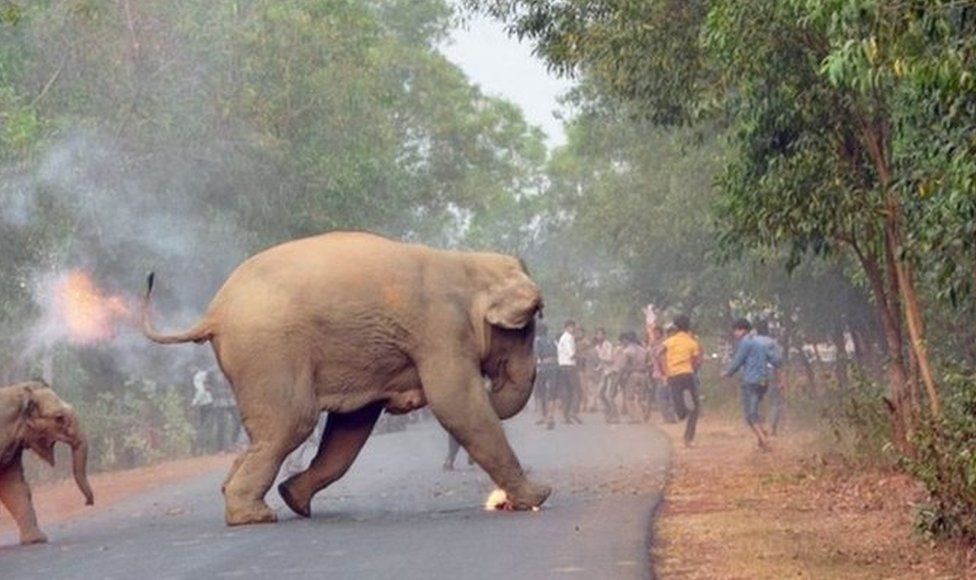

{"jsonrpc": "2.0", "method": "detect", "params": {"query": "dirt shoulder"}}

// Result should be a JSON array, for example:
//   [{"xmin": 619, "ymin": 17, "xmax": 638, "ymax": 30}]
[
  {"xmin": 1, "ymin": 454, "xmax": 234, "ymax": 537},
  {"xmin": 652, "ymin": 419, "xmax": 975, "ymax": 579}
]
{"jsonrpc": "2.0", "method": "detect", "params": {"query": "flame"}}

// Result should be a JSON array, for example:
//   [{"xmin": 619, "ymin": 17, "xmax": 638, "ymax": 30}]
[
  {"xmin": 483, "ymin": 488, "xmax": 542, "ymax": 512},
  {"xmin": 484, "ymin": 488, "xmax": 509, "ymax": 511},
  {"xmin": 52, "ymin": 270, "xmax": 131, "ymax": 345}
]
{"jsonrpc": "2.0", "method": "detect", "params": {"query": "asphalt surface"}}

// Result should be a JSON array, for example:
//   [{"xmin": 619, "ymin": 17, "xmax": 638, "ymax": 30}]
[{"xmin": 1, "ymin": 412, "xmax": 670, "ymax": 579}]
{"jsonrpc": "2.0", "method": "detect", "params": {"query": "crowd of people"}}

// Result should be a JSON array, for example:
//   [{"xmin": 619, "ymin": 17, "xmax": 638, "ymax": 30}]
[
  {"xmin": 188, "ymin": 311, "xmax": 785, "ymax": 471},
  {"xmin": 533, "ymin": 312, "xmax": 785, "ymax": 451},
  {"xmin": 532, "ymin": 318, "xmax": 681, "ymax": 430}
]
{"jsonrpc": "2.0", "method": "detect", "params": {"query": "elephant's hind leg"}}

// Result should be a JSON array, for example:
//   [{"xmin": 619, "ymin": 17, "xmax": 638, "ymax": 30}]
[
  {"xmin": 0, "ymin": 461, "xmax": 47, "ymax": 544},
  {"xmin": 278, "ymin": 402, "xmax": 383, "ymax": 518},
  {"xmin": 222, "ymin": 392, "xmax": 317, "ymax": 526},
  {"xmin": 221, "ymin": 453, "xmax": 246, "ymax": 495}
]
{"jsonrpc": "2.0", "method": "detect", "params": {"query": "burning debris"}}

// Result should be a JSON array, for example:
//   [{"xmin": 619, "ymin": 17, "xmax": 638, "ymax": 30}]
[
  {"xmin": 484, "ymin": 488, "xmax": 542, "ymax": 512},
  {"xmin": 33, "ymin": 269, "xmax": 134, "ymax": 348},
  {"xmin": 484, "ymin": 488, "xmax": 510, "ymax": 511}
]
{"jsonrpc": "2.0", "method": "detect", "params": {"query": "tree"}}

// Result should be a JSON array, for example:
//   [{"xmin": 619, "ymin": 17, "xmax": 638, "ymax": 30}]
[
  {"xmin": 0, "ymin": 0, "xmax": 549, "ymax": 401},
  {"xmin": 469, "ymin": 0, "xmax": 976, "ymax": 448}
]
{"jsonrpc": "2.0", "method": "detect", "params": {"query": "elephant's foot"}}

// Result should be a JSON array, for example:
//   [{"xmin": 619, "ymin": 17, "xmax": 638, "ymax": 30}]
[
  {"xmin": 504, "ymin": 481, "xmax": 551, "ymax": 510},
  {"xmin": 225, "ymin": 501, "xmax": 278, "ymax": 526},
  {"xmin": 277, "ymin": 477, "xmax": 312, "ymax": 518},
  {"xmin": 19, "ymin": 531, "xmax": 48, "ymax": 545}
]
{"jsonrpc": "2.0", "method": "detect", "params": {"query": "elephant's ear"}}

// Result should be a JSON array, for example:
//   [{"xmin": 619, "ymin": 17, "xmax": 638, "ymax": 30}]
[
  {"xmin": 471, "ymin": 271, "xmax": 542, "ymax": 360},
  {"xmin": 19, "ymin": 388, "xmax": 36, "ymax": 417},
  {"xmin": 22, "ymin": 385, "xmax": 57, "ymax": 466},
  {"xmin": 484, "ymin": 273, "xmax": 542, "ymax": 330}
]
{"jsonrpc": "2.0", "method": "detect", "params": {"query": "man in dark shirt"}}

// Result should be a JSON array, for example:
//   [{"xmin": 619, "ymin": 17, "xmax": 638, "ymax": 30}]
[{"xmin": 534, "ymin": 323, "xmax": 560, "ymax": 430}]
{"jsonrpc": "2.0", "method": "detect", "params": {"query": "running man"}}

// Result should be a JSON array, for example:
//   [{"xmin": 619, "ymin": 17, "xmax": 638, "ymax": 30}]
[
  {"xmin": 660, "ymin": 315, "xmax": 702, "ymax": 446},
  {"xmin": 648, "ymin": 326, "xmax": 678, "ymax": 423},
  {"xmin": 724, "ymin": 318, "xmax": 782, "ymax": 451}
]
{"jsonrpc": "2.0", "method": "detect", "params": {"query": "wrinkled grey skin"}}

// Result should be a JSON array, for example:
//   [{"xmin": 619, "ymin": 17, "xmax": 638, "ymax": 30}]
[
  {"xmin": 0, "ymin": 381, "xmax": 93, "ymax": 545},
  {"xmin": 143, "ymin": 232, "xmax": 549, "ymax": 526}
]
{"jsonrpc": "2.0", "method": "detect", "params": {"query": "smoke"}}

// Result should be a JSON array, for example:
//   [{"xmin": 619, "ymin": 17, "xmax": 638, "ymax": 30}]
[
  {"xmin": 0, "ymin": 171, "xmax": 35, "ymax": 228},
  {"xmin": 1, "ymin": 127, "xmax": 248, "ymax": 387}
]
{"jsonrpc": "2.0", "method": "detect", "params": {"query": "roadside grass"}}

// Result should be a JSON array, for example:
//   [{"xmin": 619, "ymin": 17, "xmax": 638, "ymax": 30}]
[{"xmin": 652, "ymin": 417, "xmax": 975, "ymax": 579}]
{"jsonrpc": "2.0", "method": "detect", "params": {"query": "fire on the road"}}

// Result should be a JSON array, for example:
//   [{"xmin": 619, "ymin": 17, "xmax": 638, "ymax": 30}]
[
  {"xmin": 52, "ymin": 270, "xmax": 131, "ymax": 344},
  {"xmin": 484, "ymin": 488, "xmax": 509, "ymax": 511},
  {"xmin": 483, "ymin": 489, "xmax": 541, "ymax": 512}
]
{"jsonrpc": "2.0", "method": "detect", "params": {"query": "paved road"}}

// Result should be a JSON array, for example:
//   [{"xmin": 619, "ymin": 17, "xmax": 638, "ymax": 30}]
[{"xmin": 1, "ymin": 413, "xmax": 670, "ymax": 579}]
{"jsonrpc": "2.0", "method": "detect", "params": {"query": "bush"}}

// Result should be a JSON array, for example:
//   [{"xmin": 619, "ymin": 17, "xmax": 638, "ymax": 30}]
[
  {"xmin": 905, "ymin": 370, "xmax": 976, "ymax": 544},
  {"xmin": 819, "ymin": 373, "xmax": 894, "ymax": 466},
  {"xmin": 78, "ymin": 379, "xmax": 195, "ymax": 471}
]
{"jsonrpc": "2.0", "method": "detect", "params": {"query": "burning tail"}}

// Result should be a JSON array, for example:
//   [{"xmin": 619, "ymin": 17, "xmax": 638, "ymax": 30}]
[{"xmin": 142, "ymin": 272, "xmax": 213, "ymax": 345}]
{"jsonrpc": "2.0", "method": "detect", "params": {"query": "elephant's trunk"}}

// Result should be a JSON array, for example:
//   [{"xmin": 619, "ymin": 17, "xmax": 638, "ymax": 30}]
[
  {"xmin": 488, "ymin": 367, "xmax": 535, "ymax": 420},
  {"xmin": 71, "ymin": 432, "xmax": 94, "ymax": 506}
]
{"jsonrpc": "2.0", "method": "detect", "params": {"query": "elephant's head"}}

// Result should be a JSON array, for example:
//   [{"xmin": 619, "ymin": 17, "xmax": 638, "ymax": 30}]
[
  {"xmin": 21, "ymin": 382, "xmax": 94, "ymax": 506},
  {"xmin": 473, "ymin": 265, "xmax": 543, "ymax": 419}
]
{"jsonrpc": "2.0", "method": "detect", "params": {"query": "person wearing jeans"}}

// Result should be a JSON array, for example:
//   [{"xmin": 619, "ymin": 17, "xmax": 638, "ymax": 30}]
[
  {"xmin": 724, "ymin": 318, "xmax": 783, "ymax": 451},
  {"xmin": 768, "ymin": 378, "xmax": 786, "ymax": 435}
]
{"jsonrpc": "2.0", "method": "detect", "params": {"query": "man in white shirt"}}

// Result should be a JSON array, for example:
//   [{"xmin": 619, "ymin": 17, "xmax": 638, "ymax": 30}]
[
  {"xmin": 557, "ymin": 320, "xmax": 582, "ymax": 424},
  {"xmin": 191, "ymin": 368, "xmax": 214, "ymax": 453},
  {"xmin": 557, "ymin": 320, "xmax": 577, "ymax": 366}
]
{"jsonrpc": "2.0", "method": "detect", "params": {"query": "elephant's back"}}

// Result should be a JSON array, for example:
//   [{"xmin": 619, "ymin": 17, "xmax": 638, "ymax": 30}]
[
  {"xmin": 204, "ymin": 232, "xmax": 436, "ymax": 399},
  {"xmin": 205, "ymin": 232, "xmax": 431, "ymax": 328}
]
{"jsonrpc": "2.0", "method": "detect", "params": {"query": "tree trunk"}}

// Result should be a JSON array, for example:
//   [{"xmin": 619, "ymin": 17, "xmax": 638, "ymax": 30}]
[
  {"xmin": 863, "ymin": 120, "xmax": 941, "ymax": 415},
  {"xmin": 888, "ymin": 226, "xmax": 939, "ymax": 414},
  {"xmin": 846, "ymin": 237, "xmax": 912, "ymax": 451}
]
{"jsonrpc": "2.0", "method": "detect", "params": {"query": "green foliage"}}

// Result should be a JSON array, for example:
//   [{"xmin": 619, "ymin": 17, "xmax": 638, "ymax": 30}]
[
  {"xmin": 469, "ymin": 0, "xmax": 974, "ymax": 440},
  {"xmin": 527, "ymin": 96, "xmax": 736, "ymax": 329},
  {"xmin": 905, "ymin": 370, "xmax": 976, "ymax": 543},
  {"xmin": 469, "ymin": 0, "xmax": 712, "ymax": 125},
  {"xmin": 78, "ymin": 379, "xmax": 195, "ymax": 471},
  {"xmin": 821, "ymin": 374, "xmax": 894, "ymax": 466},
  {"xmin": 0, "ymin": 87, "xmax": 39, "ymax": 156},
  {"xmin": 0, "ymin": 2, "xmax": 24, "ymax": 26},
  {"xmin": 0, "ymin": 0, "xmax": 551, "ymax": 416},
  {"xmin": 0, "ymin": 0, "xmax": 548, "ymax": 246}
]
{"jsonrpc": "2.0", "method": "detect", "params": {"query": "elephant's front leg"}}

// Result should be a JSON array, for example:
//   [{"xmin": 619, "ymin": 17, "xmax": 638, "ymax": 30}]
[
  {"xmin": 278, "ymin": 402, "xmax": 383, "ymax": 517},
  {"xmin": 0, "ymin": 459, "xmax": 47, "ymax": 544},
  {"xmin": 420, "ymin": 358, "xmax": 550, "ymax": 510}
]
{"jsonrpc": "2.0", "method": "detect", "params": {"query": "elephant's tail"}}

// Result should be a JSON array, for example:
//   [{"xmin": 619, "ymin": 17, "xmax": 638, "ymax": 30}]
[{"xmin": 141, "ymin": 272, "xmax": 214, "ymax": 345}]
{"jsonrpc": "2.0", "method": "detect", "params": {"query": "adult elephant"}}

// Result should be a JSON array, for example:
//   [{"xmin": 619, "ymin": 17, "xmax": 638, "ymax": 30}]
[
  {"xmin": 0, "ymin": 381, "xmax": 94, "ymax": 544},
  {"xmin": 143, "ymin": 232, "xmax": 549, "ymax": 526}
]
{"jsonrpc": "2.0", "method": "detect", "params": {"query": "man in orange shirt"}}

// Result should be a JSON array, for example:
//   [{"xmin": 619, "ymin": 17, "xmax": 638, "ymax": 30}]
[{"xmin": 659, "ymin": 314, "xmax": 702, "ymax": 446}]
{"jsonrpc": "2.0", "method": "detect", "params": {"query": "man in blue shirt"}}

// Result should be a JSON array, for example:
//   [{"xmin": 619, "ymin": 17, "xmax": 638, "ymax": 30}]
[{"xmin": 724, "ymin": 319, "xmax": 782, "ymax": 451}]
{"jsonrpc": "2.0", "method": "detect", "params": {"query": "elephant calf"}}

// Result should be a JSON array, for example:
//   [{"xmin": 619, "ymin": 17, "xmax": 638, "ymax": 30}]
[
  {"xmin": 0, "ymin": 381, "xmax": 94, "ymax": 544},
  {"xmin": 143, "ymin": 231, "xmax": 550, "ymax": 525}
]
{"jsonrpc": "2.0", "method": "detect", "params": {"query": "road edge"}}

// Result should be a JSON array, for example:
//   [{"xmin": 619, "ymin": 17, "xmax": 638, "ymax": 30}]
[{"xmin": 644, "ymin": 424, "xmax": 675, "ymax": 580}]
